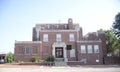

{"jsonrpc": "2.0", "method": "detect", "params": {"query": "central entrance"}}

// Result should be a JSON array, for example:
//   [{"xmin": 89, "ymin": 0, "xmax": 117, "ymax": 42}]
[
  {"xmin": 52, "ymin": 42, "xmax": 68, "ymax": 61},
  {"xmin": 55, "ymin": 47, "xmax": 63, "ymax": 58}
]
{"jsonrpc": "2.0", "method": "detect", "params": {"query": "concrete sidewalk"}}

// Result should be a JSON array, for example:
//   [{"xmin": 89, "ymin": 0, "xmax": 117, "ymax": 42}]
[
  {"xmin": 0, "ymin": 64, "xmax": 120, "ymax": 72},
  {"xmin": 0, "ymin": 64, "xmax": 120, "ymax": 68}
]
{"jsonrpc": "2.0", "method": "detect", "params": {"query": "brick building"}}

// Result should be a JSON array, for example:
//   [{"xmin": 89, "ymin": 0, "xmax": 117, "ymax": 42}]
[{"xmin": 14, "ymin": 18, "xmax": 106, "ymax": 64}]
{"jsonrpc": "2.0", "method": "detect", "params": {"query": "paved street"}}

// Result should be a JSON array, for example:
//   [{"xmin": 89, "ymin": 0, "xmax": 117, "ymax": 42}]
[{"xmin": 0, "ymin": 65, "xmax": 120, "ymax": 72}]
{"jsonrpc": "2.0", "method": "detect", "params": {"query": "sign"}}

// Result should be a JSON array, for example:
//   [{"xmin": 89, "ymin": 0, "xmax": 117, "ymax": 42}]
[
  {"xmin": 66, "ymin": 45, "xmax": 72, "ymax": 50},
  {"xmin": 96, "ymin": 59, "xmax": 99, "ymax": 62}
]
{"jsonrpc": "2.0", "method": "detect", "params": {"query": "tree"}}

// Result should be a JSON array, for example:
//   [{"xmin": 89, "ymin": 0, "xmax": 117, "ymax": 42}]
[
  {"xmin": 112, "ymin": 12, "xmax": 120, "ymax": 40},
  {"xmin": 98, "ymin": 29, "xmax": 120, "ymax": 55},
  {"xmin": 6, "ymin": 52, "xmax": 13, "ymax": 63}
]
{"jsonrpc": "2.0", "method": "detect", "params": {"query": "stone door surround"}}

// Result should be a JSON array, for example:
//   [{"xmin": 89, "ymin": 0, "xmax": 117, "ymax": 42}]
[{"xmin": 52, "ymin": 42, "xmax": 68, "ymax": 62}]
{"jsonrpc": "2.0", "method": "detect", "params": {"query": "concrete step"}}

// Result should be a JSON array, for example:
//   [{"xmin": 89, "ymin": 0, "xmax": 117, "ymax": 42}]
[
  {"xmin": 55, "ymin": 62, "xmax": 67, "ymax": 66},
  {"xmin": 55, "ymin": 58, "xmax": 64, "ymax": 62}
]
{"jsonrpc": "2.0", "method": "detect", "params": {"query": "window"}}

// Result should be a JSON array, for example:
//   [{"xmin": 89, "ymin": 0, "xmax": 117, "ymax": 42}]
[
  {"xmin": 80, "ymin": 45, "xmax": 86, "ymax": 54},
  {"xmin": 48, "ymin": 25, "xmax": 50, "ymax": 29},
  {"xmin": 25, "ymin": 47, "xmax": 30, "ymax": 55},
  {"xmin": 94, "ymin": 45, "xmax": 99, "ymax": 53},
  {"xmin": 65, "ymin": 24, "xmax": 67, "ymax": 28},
  {"xmin": 56, "ymin": 25, "xmax": 59, "ymax": 28},
  {"xmin": 56, "ymin": 34, "xmax": 61, "ymax": 41},
  {"xmin": 69, "ymin": 34, "xmax": 74, "ymax": 41},
  {"xmin": 43, "ymin": 34, "xmax": 48, "ymax": 42},
  {"xmin": 70, "ymin": 49, "xmax": 75, "ymax": 57},
  {"xmin": 87, "ymin": 45, "xmax": 93, "ymax": 53}
]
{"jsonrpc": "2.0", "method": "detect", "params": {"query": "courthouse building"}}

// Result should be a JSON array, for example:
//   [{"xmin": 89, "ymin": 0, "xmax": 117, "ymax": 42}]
[{"xmin": 14, "ymin": 18, "xmax": 106, "ymax": 64}]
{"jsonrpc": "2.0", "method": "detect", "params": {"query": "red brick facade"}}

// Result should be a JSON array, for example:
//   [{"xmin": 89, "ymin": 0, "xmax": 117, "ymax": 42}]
[
  {"xmin": 14, "ymin": 18, "xmax": 106, "ymax": 64},
  {"xmin": 14, "ymin": 41, "xmax": 42, "ymax": 62}
]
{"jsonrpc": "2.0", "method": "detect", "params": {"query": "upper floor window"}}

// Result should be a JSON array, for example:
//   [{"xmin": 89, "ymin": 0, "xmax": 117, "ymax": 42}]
[
  {"xmin": 80, "ymin": 45, "xmax": 86, "ymax": 54},
  {"xmin": 25, "ymin": 47, "xmax": 30, "ymax": 55},
  {"xmin": 94, "ymin": 45, "xmax": 99, "ymax": 53},
  {"xmin": 56, "ymin": 34, "xmax": 61, "ymax": 41},
  {"xmin": 47, "ymin": 25, "xmax": 50, "ymax": 29},
  {"xmin": 87, "ymin": 45, "xmax": 93, "ymax": 54},
  {"xmin": 69, "ymin": 34, "xmax": 74, "ymax": 41},
  {"xmin": 56, "ymin": 25, "xmax": 59, "ymax": 28},
  {"xmin": 65, "ymin": 24, "xmax": 67, "ymax": 28},
  {"xmin": 43, "ymin": 34, "xmax": 48, "ymax": 42}
]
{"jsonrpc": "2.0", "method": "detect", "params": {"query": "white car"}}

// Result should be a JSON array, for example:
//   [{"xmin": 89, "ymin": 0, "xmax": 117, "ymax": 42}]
[{"xmin": 0, "ymin": 59, "xmax": 4, "ymax": 63}]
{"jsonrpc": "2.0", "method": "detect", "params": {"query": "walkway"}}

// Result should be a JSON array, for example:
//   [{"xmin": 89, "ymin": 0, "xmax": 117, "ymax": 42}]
[{"xmin": 0, "ymin": 64, "xmax": 120, "ymax": 72}]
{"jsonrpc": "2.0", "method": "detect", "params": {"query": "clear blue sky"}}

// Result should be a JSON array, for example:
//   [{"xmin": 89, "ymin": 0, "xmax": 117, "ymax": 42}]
[{"xmin": 0, "ymin": 0, "xmax": 120, "ymax": 54}]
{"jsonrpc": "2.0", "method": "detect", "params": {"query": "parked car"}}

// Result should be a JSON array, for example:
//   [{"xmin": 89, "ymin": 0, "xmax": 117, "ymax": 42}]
[{"xmin": 0, "ymin": 59, "xmax": 5, "ymax": 64}]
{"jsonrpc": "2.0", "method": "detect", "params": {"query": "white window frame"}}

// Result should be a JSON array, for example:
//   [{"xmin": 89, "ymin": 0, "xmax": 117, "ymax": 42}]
[
  {"xmin": 87, "ymin": 45, "xmax": 93, "ymax": 54},
  {"xmin": 70, "ymin": 49, "xmax": 75, "ymax": 57},
  {"xmin": 56, "ymin": 34, "xmax": 61, "ymax": 41},
  {"xmin": 94, "ymin": 45, "xmax": 99, "ymax": 53},
  {"xmin": 69, "ymin": 34, "xmax": 75, "ymax": 41},
  {"xmin": 43, "ymin": 34, "xmax": 48, "ymax": 42},
  {"xmin": 80, "ymin": 45, "xmax": 86, "ymax": 54},
  {"xmin": 48, "ymin": 25, "xmax": 50, "ymax": 29},
  {"xmin": 56, "ymin": 25, "xmax": 59, "ymax": 28},
  {"xmin": 25, "ymin": 47, "xmax": 30, "ymax": 55},
  {"xmin": 65, "ymin": 24, "xmax": 67, "ymax": 28}
]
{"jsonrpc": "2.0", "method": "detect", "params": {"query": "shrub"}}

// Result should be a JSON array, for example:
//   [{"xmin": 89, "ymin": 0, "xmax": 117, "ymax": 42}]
[
  {"xmin": 31, "ymin": 56, "xmax": 39, "ymax": 62},
  {"xmin": 44, "ymin": 56, "xmax": 54, "ymax": 62},
  {"xmin": 18, "ymin": 60, "xmax": 24, "ymax": 64}
]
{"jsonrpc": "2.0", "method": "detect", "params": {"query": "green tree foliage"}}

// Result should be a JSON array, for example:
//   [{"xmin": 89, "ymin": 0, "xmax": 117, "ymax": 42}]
[
  {"xmin": 112, "ymin": 12, "xmax": 120, "ymax": 40},
  {"xmin": 98, "ymin": 29, "xmax": 120, "ymax": 55},
  {"xmin": 6, "ymin": 52, "xmax": 13, "ymax": 63}
]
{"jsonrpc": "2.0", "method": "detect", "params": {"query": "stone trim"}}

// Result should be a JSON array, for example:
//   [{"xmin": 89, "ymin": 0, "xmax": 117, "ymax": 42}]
[
  {"xmin": 15, "ymin": 41, "xmax": 42, "ymax": 44},
  {"xmin": 77, "ymin": 40, "xmax": 101, "ymax": 43},
  {"xmin": 40, "ymin": 30, "xmax": 77, "ymax": 32},
  {"xmin": 36, "ymin": 23, "xmax": 79, "ymax": 25},
  {"xmin": 67, "ymin": 61, "xmax": 82, "ymax": 62}
]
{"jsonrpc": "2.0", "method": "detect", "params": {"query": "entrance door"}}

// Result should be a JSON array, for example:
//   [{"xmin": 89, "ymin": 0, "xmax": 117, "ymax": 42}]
[{"xmin": 55, "ymin": 47, "xmax": 63, "ymax": 58}]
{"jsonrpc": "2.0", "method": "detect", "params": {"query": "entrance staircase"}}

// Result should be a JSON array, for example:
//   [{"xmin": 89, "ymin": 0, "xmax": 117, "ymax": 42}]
[
  {"xmin": 55, "ymin": 58, "xmax": 67, "ymax": 66},
  {"xmin": 55, "ymin": 61, "xmax": 67, "ymax": 66}
]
